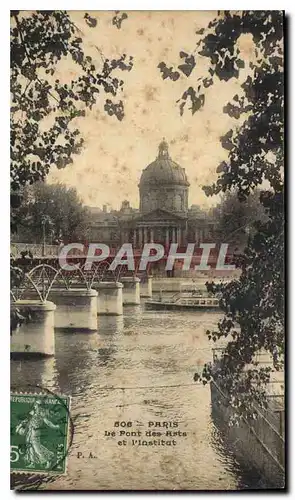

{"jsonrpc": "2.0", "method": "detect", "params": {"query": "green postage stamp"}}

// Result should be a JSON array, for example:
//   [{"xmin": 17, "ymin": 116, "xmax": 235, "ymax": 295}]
[{"xmin": 10, "ymin": 393, "xmax": 71, "ymax": 475}]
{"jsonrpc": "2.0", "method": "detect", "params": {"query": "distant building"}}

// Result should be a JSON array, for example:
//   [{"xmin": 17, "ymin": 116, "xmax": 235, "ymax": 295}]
[{"xmin": 87, "ymin": 139, "xmax": 216, "ymax": 247}]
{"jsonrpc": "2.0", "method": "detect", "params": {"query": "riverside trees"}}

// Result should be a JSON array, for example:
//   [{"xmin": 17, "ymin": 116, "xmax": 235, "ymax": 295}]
[
  {"xmin": 10, "ymin": 10, "xmax": 133, "ymax": 233},
  {"xmin": 10, "ymin": 10, "xmax": 132, "ymax": 340},
  {"xmin": 12, "ymin": 182, "xmax": 91, "ymax": 244},
  {"xmin": 158, "ymin": 11, "xmax": 284, "ymax": 416},
  {"xmin": 213, "ymin": 189, "xmax": 268, "ymax": 247}
]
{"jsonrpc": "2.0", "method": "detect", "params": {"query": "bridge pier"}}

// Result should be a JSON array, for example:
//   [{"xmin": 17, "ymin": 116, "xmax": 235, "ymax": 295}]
[
  {"xmin": 11, "ymin": 300, "xmax": 56, "ymax": 358},
  {"xmin": 121, "ymin": 277, "xmax": 141, "ymax": 306},
  {"xmin": 96, "ymin": 281, "xmax": 123, "ymax": 316},
  {"xmin": 140, "ymin": 276, "xmax": 153, "ymax": 298},
  {"xmin": 48, "ymin": 288, "xmax": 98, "ymax": 332}
]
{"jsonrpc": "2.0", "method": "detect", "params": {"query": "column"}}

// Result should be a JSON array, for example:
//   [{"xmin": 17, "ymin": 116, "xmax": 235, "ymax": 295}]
[
  {"xmin": 165, "ymin": 228, "xmax": 169, "ymax": 247},
  {"xmin": 121, "ymin": 277, "xmax": 141, "ymax": 305},
  {"xmin": 183, "ymin": 223, "xmax": 188, "ymax": 244},
  {"xmin": 139, "ymin": 227, "xmax": 143, "ymax": 247},
  {"xmin": 177, "ymin": 227, "xmax": 181, "ymax": 245},
  {"xmin": 96, "ymin": 281, "xmax": 123, "ymax": 315},
  {"xmin": 11, "ymin": 300, "xmax": 56, "ymax": 357},
  {"xmin": 195, "ymin": 229, "xmax": 199, "ymax": 243},
  {"xmin": 133, "ymin": 229, "xmax": 136, "ymax": 248},
  {"xmin": 144, "ymin": 227, "xmax": 148, "ymax": 244},
  {"xmin": 48, "ymin": 288, "xmax": 98, "ymax": 331},
  {"xmin": 150, "ymin": 228, "xmax": 154, "ymax": 243},
  {"xmin": 140, "ymin": 276, "xmax": 153, "ymax": 298}
]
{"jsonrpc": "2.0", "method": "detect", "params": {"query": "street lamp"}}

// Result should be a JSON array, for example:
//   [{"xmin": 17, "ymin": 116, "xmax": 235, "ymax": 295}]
[
  {"xmin": 41, "ymin": 215, "xmax": 53, "ymax": 257},
  {"xmin": 245, "ymin": 224, "xmax": 251, "ymax": 246}
]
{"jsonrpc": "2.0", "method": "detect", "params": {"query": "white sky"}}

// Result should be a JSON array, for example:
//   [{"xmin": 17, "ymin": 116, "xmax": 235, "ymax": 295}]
[{"xmin": 47, "ymin": 11, "xmax": 255, "ymax": 211}]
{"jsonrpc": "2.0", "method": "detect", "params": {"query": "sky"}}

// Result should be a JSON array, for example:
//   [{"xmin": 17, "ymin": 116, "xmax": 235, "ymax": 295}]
[{"xmin": 47, "ymin": 11, "xmax": 255, "ymax": 211}]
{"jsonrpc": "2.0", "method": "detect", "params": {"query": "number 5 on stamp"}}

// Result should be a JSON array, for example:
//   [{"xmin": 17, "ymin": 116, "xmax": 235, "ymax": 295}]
[{"xmin": 10, "ymin": 393, "xmax": 71, "ymax": 475}]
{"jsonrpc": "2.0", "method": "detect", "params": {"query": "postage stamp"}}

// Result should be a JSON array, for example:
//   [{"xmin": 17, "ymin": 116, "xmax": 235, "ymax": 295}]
[{"xmin": 10, "ymin": 392, "xmax": 71, "ymax": 475}]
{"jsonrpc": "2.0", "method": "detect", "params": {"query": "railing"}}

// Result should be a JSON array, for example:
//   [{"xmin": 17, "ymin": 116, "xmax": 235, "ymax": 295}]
[
  {"xmin": 212, "ymin": 347, "xmax": 284, "ymax": 367},
  {"xmin": 10, "ymin": 243, "xmax": 59, "ymax": 258},
  {"xmin": 212, "ymin": 379, "xmax": 285, "ymax": 473},
  {"xmin": 10, "ymin": 262, "xmax": 123, "ymax": 303}
]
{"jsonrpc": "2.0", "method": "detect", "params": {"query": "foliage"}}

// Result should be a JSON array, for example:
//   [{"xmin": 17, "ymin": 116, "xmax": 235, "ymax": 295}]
[
  {"xmin": 10, "ymin": 266, "xmax": 27, "ymax": 334},
  {"xmin": 12, "ymin": 182, "xmax": 91, "ymax": 244},
  {"xmin": 112, "ymin": 11, "xmax": 128, "ymax": 30},
  {"xmin": 159, "ymin": 10, "xmax": 284, "ymax": 417},
  {"xmin": 214, "ymin": 189, "xmax": 268, "ymax": 246},
  {"xmin": 10, "ymin": 10, "xmax": 133, "ymax": 232}
]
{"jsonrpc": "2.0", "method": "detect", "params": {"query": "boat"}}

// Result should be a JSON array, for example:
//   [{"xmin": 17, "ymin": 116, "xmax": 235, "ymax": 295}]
[{"xmin": 145, "ymin": 284, "xmax": 220, "ymax": 311}]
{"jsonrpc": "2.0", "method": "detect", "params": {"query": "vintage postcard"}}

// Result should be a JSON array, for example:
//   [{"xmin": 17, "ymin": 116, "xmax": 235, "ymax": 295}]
[{"xmin": 10, "ymin": 10, "xmax": 285, "ymax": 490}]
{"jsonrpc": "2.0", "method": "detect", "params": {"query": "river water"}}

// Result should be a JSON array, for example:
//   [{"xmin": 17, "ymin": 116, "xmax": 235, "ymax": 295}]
[{"xmin": 11, "ymin": 304, "xmax": 264, "ymax": 490}]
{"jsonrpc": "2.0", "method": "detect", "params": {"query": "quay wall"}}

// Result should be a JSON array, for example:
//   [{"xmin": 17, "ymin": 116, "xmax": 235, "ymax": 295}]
[{"xmin": 211, "ymin": 380, "xmax": 285, "ymax": 488}]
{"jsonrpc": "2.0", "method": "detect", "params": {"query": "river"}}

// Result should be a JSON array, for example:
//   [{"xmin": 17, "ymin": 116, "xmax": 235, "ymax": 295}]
[{"xmin": 11, "ymin": 304, "xmax": 264, "ymax": 490}]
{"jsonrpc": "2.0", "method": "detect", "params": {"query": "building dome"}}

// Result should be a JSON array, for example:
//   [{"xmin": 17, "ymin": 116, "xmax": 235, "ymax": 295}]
[
  {"xmin": 139, "ymin": 140, "xmax": 190, "ymax": 214},
  {"xmin": 139, "ymin": 139, "xmax": 189, "ymax": 188}
]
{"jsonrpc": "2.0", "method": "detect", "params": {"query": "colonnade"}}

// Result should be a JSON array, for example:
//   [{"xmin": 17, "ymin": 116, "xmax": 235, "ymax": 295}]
[
  {"xmin": 129, "ymin": 226, "xmax": 210, "ymax": 247},
  {"xmin": 132, "ymin": 226, "xmax": 184, "ymax": 247}
]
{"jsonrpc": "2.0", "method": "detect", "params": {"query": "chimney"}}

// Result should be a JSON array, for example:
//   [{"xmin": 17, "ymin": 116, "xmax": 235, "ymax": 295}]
[{"xmin": 103, "ymin": 205, "xmax": 107, "ymax": 213}]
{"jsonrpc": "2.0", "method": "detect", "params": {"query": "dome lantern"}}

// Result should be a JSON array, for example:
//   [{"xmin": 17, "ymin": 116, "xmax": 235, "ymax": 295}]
[{"xmin": 158, "ymin": 138, "xmax": 170, "ymax": 159}]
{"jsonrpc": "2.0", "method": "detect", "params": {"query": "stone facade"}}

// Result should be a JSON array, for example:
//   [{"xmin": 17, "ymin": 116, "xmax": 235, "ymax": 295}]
[{"xmin": 88, "ymin": 140, "xmax": 216, "ymax": 248}]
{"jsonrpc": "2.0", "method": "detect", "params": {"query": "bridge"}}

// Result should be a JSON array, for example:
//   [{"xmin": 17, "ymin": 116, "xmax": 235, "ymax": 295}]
[
  {"xmin": 10, "ymin": 243, "xmax": 240, "ymax": 358},
  {"xmin": 10, "ymin": 258, "xmax": 154, "ymax": 359}
]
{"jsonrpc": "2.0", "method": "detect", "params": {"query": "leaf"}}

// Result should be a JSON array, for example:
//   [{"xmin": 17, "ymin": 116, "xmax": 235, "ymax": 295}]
[
  {"xmin": 112, "ymin": 11, "xmax": 128, "ymax": 29},
  {"xmin": 178, "ymin": 53, "xmax": 196, "ymax": 77},
  {"xmin": 236, "ymin": 59, "xmax": 245, "ymax": 69},
  {"xmin": 158, "ymin": 62, "xmax": 180, "ymax": 81},
  {"xmin": 220, "ymin": 130, "xmax": 234, "ymax": 151},
  {"xmin": 84, "ymin": 13, "xmax": 97, "ymax": 28},
  {"xmin": 178, "ymin": 87, "xmax": 205, "ymax": 115},
  {"xmin": 216, "ymin": 161, "xmax": 228, "ymax": 174}
]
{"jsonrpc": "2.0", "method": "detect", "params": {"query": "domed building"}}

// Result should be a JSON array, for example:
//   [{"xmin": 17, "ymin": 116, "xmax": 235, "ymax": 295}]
[
  {"xmin": 88, "ymin": 140, "xmax": 215, "ymax": 249},
  {"xmin": 139, "ymin": 139, "xmax": 189, "ymax": 215}
]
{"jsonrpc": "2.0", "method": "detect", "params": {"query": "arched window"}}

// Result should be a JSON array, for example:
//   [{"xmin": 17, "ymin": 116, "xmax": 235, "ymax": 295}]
[{"xmin": 175, "ymin": 194, "xmax": 182, "ymax": 211}]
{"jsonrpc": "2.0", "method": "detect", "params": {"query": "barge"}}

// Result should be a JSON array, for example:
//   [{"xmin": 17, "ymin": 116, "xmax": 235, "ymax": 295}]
[{"xmin": 145, "ymin": 286, "xmax": 220, "ymax": 311}]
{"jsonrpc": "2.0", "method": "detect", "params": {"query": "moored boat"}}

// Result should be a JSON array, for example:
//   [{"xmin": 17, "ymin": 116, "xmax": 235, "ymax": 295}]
[{"xmin": 145, "ymin": 286, "xmax": 220, "ymax": 311}]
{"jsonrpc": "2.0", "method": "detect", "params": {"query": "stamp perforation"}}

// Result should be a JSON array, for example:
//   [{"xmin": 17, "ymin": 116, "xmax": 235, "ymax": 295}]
[{"xmin": 11, "ymin": 390, "xmax": 72, "ymax": 477}]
